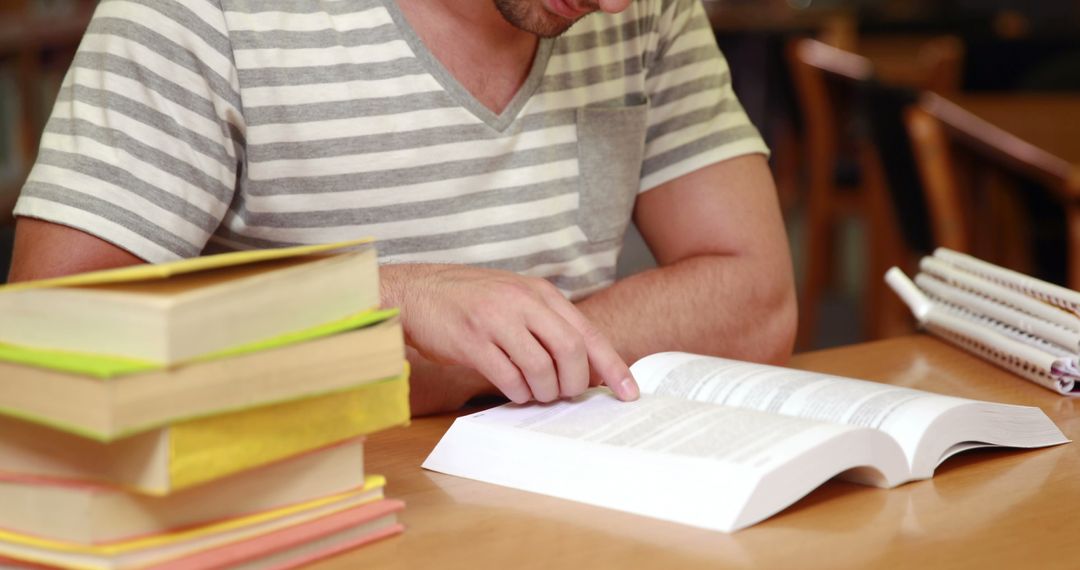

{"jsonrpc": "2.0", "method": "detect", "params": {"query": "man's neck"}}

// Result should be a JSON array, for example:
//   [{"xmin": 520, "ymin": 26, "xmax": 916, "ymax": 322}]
[{"xmin": 396, "ymin": 0, "xmax": 542, "ymax": 115}]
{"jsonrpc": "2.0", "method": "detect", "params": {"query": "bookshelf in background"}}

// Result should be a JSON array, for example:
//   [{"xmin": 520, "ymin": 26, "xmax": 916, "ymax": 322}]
[{"xmin": 0, "ymin": 0, "xmax": 95, "ymax": 227}]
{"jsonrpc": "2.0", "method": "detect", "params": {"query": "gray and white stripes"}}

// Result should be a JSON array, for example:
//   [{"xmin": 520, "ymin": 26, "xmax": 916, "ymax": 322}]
[{"xmin": 16, "ymin": 0, "xmax": 767, "ymax": 299}]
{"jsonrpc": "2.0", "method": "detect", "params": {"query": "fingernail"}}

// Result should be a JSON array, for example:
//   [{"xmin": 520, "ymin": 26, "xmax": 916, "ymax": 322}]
[{"xmin": 617, "ymin": 376, "xmax": 639, "ymax": 401}]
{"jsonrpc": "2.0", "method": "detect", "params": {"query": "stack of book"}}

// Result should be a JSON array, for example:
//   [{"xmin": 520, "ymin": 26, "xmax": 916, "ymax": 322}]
[
  {"xmin": 0, "ymin": 239, "xmax": 409, "ymax": 568},
  {"xmin": 887, "ymin": 247, "xmax": 1080, "ymax": 396}
]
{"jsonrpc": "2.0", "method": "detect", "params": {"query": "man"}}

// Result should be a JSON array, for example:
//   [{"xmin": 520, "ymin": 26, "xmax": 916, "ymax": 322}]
[{"xmin": 8, "ymin": 0, "xmax": 797, "ymax": 414}]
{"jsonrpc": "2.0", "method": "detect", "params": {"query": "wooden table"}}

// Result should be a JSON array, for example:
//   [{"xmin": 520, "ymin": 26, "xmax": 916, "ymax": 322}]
[
  {"xmin": 312, "ymin": 336, "xmax": 1080, "ymax": 569},
  {"xmin": 918, "ymin": 93, "xmax": 1080, "ymax": 287}
]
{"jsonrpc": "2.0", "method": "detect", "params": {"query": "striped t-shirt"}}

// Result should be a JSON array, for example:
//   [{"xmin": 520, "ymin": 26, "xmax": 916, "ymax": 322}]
[{"xmin": 15, "ymin": 0, "xmax": 767, "ymax": 299}]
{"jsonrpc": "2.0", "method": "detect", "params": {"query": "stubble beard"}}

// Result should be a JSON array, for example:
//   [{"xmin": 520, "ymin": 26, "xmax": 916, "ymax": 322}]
[{"xmin": 493, "ymin": 0, "xmax": 585, "ymax": 38}]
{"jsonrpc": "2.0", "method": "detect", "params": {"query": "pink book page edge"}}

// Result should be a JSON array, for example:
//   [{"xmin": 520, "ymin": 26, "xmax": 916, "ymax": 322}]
[
  {"xmin": 266, "ymin": 523, "xmax": 405, "ymax": 570},
  {"xmin": 0, "ymin": 481, "xmax": 382, "ymax": 547},
  {"xmin": 146, "ymin": 499, "xmax": 405, "ymax": 570}
]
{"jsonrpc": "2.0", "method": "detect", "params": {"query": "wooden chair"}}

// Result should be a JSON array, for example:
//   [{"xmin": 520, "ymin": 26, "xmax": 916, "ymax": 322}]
[
  {"xmin": 787, "ymin": 37, "xmax": 964, "ymax": 348},
  {"xmin": 787, "ymin": 39, "xmax": 873, "ymax": 349},
  {"xmin": 905, "ymin": 93, "xmax": 1073, "ymax": 286}
]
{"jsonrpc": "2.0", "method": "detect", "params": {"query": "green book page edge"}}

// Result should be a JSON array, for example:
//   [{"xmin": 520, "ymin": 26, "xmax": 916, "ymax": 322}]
[
  {"xmin": 0, "ymin": 238, "xmax": 373, "ymax": 293},
  {"xmin": 0, "ymin": 308, "xmax": 399, "ymax": 378}
]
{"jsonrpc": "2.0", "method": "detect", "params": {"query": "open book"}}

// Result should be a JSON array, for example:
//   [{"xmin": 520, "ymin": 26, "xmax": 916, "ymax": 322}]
[
  {"xmin": 423, "ymin": 353, "xmax": 1067, "ymax": 532},
  {"xmin": 887, "ymin": 248, "xmax": 1080, "ymax": 395}
]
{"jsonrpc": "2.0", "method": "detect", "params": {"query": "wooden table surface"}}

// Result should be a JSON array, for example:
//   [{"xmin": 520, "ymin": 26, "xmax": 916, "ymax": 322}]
[{"xmin": 313, "ymin": 335, "xmax": 1080, "ymax": 570}]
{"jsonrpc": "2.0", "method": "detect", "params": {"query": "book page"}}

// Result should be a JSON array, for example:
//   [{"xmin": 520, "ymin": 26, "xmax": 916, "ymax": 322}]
[
  {"xmin": 424, "ymin": 391, "xmax": 909, "ymax": 532},
  {"xmin": 631, "ymin": 353, "xmax": 970, "ymax": 467},
  {"xmin": 471, "ymin": 391, "xmax": 849, "ymax": 468}
]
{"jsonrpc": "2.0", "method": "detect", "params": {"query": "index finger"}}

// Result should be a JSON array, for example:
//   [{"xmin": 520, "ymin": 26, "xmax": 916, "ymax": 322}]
[{"xmin": 541, "ymin": 299, "xmax": 639, "ymax": 401}]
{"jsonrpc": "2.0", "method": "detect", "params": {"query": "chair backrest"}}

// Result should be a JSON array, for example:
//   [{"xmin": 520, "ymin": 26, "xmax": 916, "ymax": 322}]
[
  {"xmin": 903, "ymin": 104, "xmax": 970, "ymax": 252},
  {"xmin": 905, "ymin": 93, "xmax": 1069, "ymax": 283},
  {"xmin": 787, "ymin": 38, "xmax": 874, "ymax": 165},
  {"xmin": 788, "ymin": 38, "xmax": 937, "ymax": 255},
  {"xmin": 788, "ymin": 38, "xmax": 933, "ymax": 342}
]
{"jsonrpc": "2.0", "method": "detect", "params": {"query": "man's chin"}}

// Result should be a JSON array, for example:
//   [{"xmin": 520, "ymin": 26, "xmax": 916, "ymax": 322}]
[
  {"xmin": 494, "ymin": 0, "xmax": 586, "ymax": 38},
  {"xmin": 530, "ymin": 18, "xmax": 580, "ymax": 38}
]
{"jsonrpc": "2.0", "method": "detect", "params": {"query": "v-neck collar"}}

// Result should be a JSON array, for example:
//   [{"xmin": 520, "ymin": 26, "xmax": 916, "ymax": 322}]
[{"xmin": 382, "ymin": 0, "xmax": 554, "ymax": 132}]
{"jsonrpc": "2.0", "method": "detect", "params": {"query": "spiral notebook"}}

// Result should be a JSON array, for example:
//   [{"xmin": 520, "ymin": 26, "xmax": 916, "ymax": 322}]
[{"xmin": 887, "ymin": 248, "xmax": 1080, "ymax": 396}]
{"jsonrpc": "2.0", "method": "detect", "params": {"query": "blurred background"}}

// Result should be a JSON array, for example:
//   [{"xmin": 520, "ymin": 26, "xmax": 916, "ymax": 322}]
[{"xmin": 3, "ymin": 0, "xmax": 1080, "ymax": 351}]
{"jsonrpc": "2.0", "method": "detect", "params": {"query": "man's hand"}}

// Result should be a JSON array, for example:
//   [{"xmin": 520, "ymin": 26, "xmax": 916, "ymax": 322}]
[{"xmin": 381, "ymin": 264, "xmax": 639, "ymax": 405}]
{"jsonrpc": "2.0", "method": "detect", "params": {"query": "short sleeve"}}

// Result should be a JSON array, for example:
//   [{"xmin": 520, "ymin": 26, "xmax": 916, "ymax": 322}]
[
  {"xmin": 638, "ymin": 0, "xmax": 769, "ymax": 193},
  {"xmin": 14, "ymin": 0, "xmax": 244, "ymax": 262}
]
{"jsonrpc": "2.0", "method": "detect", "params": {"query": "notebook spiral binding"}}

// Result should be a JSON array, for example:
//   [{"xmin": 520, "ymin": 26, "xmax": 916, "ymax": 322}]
[
  {"xmin": 936, "ymin": 248, "xmax": 1080, "ymax": 318},
  {"xmin": 932, "ymin": 297, "xmax": 1075, "ymax": 359}
]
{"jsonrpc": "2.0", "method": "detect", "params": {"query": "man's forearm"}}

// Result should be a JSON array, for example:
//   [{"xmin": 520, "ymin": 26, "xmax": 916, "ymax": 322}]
[{"xmin": 575, "ymin": 253, "xmax": 797, "ymax": 367}]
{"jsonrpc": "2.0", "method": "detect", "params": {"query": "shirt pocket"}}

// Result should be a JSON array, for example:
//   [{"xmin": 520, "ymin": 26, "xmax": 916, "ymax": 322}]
[{"xmin": 575, "ymin": 99, "xmax": 649, "ymax": 244}]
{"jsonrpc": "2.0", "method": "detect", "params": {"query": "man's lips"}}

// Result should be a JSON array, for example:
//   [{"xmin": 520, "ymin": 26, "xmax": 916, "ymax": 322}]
[{"xmin": 545, "ymin": 0, "xmax": 589, "ymax": 20}]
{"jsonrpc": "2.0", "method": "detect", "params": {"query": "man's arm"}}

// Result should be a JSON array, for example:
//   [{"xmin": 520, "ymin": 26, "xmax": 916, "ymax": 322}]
[
  {"xmin": 579, "ymin": 154, "xmax": 797, "ymax": 365},
  {"xmin": 9, "ymin": 153, "xmax": 792, "ymax": 414},
  {"xmin": 403, "ymin": 154, "xmax": 795, "ymax": 415},
  {"xmin": 7, "ymin": 218, "xmax": 145, "ymax": 282}
]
